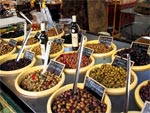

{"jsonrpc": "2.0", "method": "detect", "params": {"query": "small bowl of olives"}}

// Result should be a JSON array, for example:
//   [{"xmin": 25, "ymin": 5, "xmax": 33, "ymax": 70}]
[
  {"xmin": 84, "ymin": 40, "xmax": 117, "ymax": 64},
  {"xmin": 0, "ymin": 42, "xmax": 16, "ymax": 60},
  {"xmin": 47, "ymin": 28, "xmax": 64, "ymax": 40},
  {"xmin": 30, "ymin": 42, "xmax": 64, "ymax": 60},
  {"xmin": 86, "ymin": 63, "xmax": 137, "ymax": 95},
  {"xmin": 47, "ymin": 83, "xmax": 111, "ymax": 113},
  {"xmin": 17, "ymin": 37, "xmax": 40, "ymax": 50},
  {"xmin": 1, "ymin": 31, "xmax": 24, "ymax": 42},
  {"xmin": 55, "ymin": 51, "xmax": 95, "ymax": 75},
  {"xmin": 15, "ymin": 65, "xmax": 65, "ymax": 98},
  {"xmin": 135, "ymin": 80, "xmax": 150, "ymax": 109},
  {"xmin": 0, "ymin": 53, "xmax": 36, "ymax": 76},
  {"xmin": 112, "ymin": 48, "xmax": 150, "ymax": 71}
]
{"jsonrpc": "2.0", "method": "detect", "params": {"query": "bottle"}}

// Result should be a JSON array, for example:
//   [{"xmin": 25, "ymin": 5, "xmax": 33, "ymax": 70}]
[
  {"xmin": 39, "ymin": 22, "xmax": 49, "ymax": 64},
  {"xmin": 71, "ymin": 15, "xmax": 79, "ymax": 51}
]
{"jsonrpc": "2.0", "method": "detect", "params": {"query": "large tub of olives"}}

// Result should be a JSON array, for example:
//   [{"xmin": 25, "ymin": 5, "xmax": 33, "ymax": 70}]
[
  {"xmin": 15, "ymin": 65, "xmax": 65, "ymax": 98},
  {"xmin": 0, "ymin": 42, "xmax": 16, "ymax": 60},
  {"xmin": 47, "ymin": 28, "xmax": 64, "ymax": 40},
  {"xmin": 0, "ymin": 54, "xmax": 36, "ymax": 76},
  {"xmin": 86, "ymin": 63, "xmax": 137, "ymax": 95},
  {"xmin": 112, "ymin": 48, "xmax": 150, "ymax": 71},
  {"xmin": 47, "ymin": 83, "xmax": 111, "ymax": 113},
  {"xmin": 84, "ymin": 40, "xmax": 116, "ymax": 64},
  {"xmin": 135, "ymin": 80, "xmax": 150, "ymax": 109},
  {"xmin": 17, "ymin": 37, "xmax": 40, "ymax": 50}
]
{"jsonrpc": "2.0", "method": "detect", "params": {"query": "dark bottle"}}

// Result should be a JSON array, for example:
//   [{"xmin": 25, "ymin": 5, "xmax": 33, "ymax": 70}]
[
  {"xmin": 71, "ymin": 15, "xmax": 79, "ymax": 51},
  {"xmin": 39, "ymin": 22, "xmax": 49, "ymax": 64}
]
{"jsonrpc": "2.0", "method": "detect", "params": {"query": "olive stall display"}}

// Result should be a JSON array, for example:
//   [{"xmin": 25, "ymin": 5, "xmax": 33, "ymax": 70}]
[
  {"xmin": 15, "ymin": 66, "xmax": 65, "ymax": 97},
  {"xmin": 55, "ymin": 52, "xmax": 95, "ymax": 74},
  {"xmin": 84, "ymin": 40, "xmax": 116, "ymax": 64},
  {"xmin": 112, "ymin": 48, "xmax": 150, "ymax": 71},
  {"xmin": 30, "ymin": 42, "xmax": 64, "ymax": 59},
  {"xmin": 135, "ymin": 80, "xmax": 150, "ymax": 109},
  {"xmin": 86, "ymin": 64, "xmax": 137, "ymax": 95},
  {"xmin": 1, "ymin": 30, "xmax": 24, "ymax": 42},
  {"xmin": 46, "ymin": 27, "xmax": 64, "ymax": 40},
  {"xmin": 17, "ymin": 37, "xmax": 40, "ymax": 50},
  {"xmin": 0, "ymin": 54, "xmax": 36, "ymax": 76},
  {"xmin": 0, "ymin": 41, "xmax": 16, "ymax": 60},
  {"xmin": 47, "ymin": 83, "xmax": 111, "ymax": 113}
]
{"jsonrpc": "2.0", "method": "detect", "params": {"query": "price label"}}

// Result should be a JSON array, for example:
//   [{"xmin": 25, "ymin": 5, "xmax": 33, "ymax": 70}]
[
  {"xmin": 47, "ymin": 60, "xmax": 65, "ymax": 76},
  {"xmin": 34, "ymin": 32, "xmax": 41, "ymax": 40},
  {"xmin": 112, "ymin": 56, "xmax": 134, "ymax": 71},
  {"xmin": 98, "ymin": 35, "xmax": 113, "ymax": 47},
  {"xmin": 84, "ymin": 77, "xmax": 106, "ymax": 101},
  {"xmin": 130, "ymin": 42, "xmax": 150, "ymax": 53},
  {"xmin": 8, "ymin": 39, "xmax": 17, "ymax": 46},
  {"xmin": 24, "ymin": 50, "xmax": 35, "ymax": 61},
  {"xmin": 141, "ymin": 101, "xmax": 150, "ymax": 113},
  {"xmin": 53, "ymin": 38, "xmax": 64, "ymax": 45},
  {"xmin": 83, "ymin": 47, "xmax": 93, "ymax": 57}
]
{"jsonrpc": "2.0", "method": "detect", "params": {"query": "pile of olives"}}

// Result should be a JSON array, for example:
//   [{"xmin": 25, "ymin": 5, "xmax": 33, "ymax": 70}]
[
  {"xmin": 0, "ymin": 58, "xmax": 31, "ymax": 71},
  {"xmin": 20, "ymin": 70, "xmax": 61, "ymax": 91},
  {"xmin": 89, "ymin": 64, "xmax": 134, "ymax": 88},
  {"xmin": 46, "ymin": 28, "xmax": 62, "ymax": 37},
  {"xmin": 139, "ymin": 81, "xmax": 150, "ymax": 102},
  {"xmin": 32, "ymin": 42, "xmax": 62, "ymax": 55},
  {"xmin": 135, "ymin": 38, "xmax": 150, "ymax": 44},
  {"xmin": 116, "ymin": 48, "xmax": 150, "ymax": 66},
  {"xmin": 1, "ymin": 31, "xmax": 24, "ymax": 38},
  {"xmin": 56, "ymin": 53, "xmax": 92, "ymax": 69},
  {"xmin": 52, "ymin": 88, "xmax": 107, "ymax": 113},
  {"xmin": 85, "ymin": 43, "xmax": 113, "ymax": 53},
  {"xmin": 17, "ymin": 37, "xmax": 39, "ymax": 46},
  {"xmin": 0, "ymin": 43, "xmax": 14, "ymax": 56}
]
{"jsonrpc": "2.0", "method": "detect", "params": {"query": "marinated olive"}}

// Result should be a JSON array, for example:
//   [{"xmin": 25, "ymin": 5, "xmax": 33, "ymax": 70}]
[
  {"xmin": 52, "ymin": 88, "xmax": 107, "ymax": 113},
  {"xmin": 0, "ymin": 58, "xmax": 31, "ymax": 71},
  {"xmin": 139, "ymin": 81, "xmax": 150, "ymax": 102},
  {"xmin": 56, "ymin": 53, "xmax": 92, "ymax": 69},
  {"xmin": 32, "ymin": 42, "xmax": 62, "ymax": 55},
  {"xmin": 0, "ymin": 43, "xmax": 14, "ymax": 56},
  {"xmin": 85, "ymin": 43, "xmax": 113, "ymax": 53},
  {"xmin": 116, "ymin": 48, "xmax": 150, "ymax": 66},
  {"xmin": 1, "ymin": 31, "xmax": 24, "ymax": 38},
  {"xmin": 89, "ymin": 64, "xmax": 134, "ymax": 88},
  {"xmin": 20, "ymin": 70, "xmax": 61, "ymax": 91},
  {"xmin": 46, "ymin": 28, "xmax": 62, "ymax": 37},
  {"xmin": 17, "ymin": 37, "xmax": 39, "ymax": 45}
]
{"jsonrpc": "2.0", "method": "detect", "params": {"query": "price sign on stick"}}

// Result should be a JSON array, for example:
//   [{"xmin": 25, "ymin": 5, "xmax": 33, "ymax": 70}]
[
  {"xmin": 53, "ymin": 38, "xmax": 64, "ymax": 45},
  {"xmin": 83, "ymin": 47, "xmax": 94, "ymax": 57},
  {"xmin": 24, "ymin": 50, "xmax": 35, "ymax": 61},
  {"xmin": 141, "ymin": 101, "xmax": 150, "ymax": 113},
  {"xmin": 8, "ymin": 39, "xmax": 17, "ymax": 46},
  {"xmin": 84, "ymin": 77, "xmax": 106, "ymax": 102},
  {"xmin": 98, "ymin": 35, "xmax": 113, "ymax": 47},
  {"xmin": 112, "ymin": 55, "xmax": 134, "ymax": 71},
  {"xmin": 47, "ymin": 60, "xmax": 65, "ymax": 76}
]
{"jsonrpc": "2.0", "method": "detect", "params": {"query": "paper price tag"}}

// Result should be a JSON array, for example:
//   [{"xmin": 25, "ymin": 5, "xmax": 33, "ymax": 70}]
[
  {"xmin": 112, "ymin": 55, "xmax": 134, "ymax": 71},
  {"xmin": 8, "ymin": 39, "xmax": 17, "ymax": 46},
  {"xmin": 47, "ymin": 60, "xmax": 65, "ymax": 76},
  {"xmin": 84, "ymin": 77, "xmax": 106, "ymax": 101},
  {"xmin": 83, "ymin": 47, "xmax": 93, "ymax": 57},
  {"xmin": 98, "ymin": 35, "xmax": 113, "ymax": 47},
  {"xmin": 24, "ymin": 50, "xmax": 35, "ymax": 61},
  {"xmin": 130, "ymin": 42, "xmax": 150, "ymax": 53},
  {"xmin": 53, "ymin": 38, "xmax": 64, "ymax": 45},
  {"xmin": 141, "ymin": 101, "xmax": 150, "ymax": 113}
]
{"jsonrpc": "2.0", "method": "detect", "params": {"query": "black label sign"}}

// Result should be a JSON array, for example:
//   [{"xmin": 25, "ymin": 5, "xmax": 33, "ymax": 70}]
[
  {"xmin": 34, "ymin": 32, "xmax": 41, "ymax": 40},
  {"xmin": 141, "ymin": 101, "xmax": 150, "ymax": 113},
  {"xmin": 112, "ymin": 56, "xmax": 134, "ymax": 71},
  {"xmin": 84, "ymin": 77, "xmax": 105, "ymax": 101},
  {"xmin": 53, "ymin": 38, "xmax": 64, "ymax": 45},
  {"xmin": 98, "ymin": 36, "xmax": 113, "ymax": 47},
  {"xmin": 8, "ymin": 39, "xmax": 17, "ymax": 46},
  {"xmin": 83, "ymin": 47, "xmax": 93, "ymax": 57},
  {"xmin": 24, "ymin": 50, "xmax": 35, "ymax": 61},
  {"xmin": 131, "ymin": 42, "xmax": 150, "ymax": 53},
  {"xmin": 47, "ymin": 60, "xmax": 65, "ymax": 76}
]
